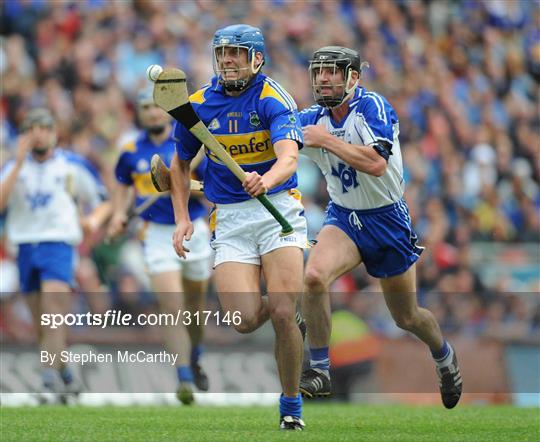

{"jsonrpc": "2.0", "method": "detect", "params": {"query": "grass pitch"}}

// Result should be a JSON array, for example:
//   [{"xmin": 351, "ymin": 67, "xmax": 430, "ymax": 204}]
[{"xmin": 1, "ymin": 404, "xmax": 538, "ymax": 441}]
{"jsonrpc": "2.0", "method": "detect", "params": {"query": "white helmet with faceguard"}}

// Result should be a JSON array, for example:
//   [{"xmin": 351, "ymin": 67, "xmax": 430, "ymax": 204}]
[{"xmin": 309, "ymin": 46, "xmax": 364, "ymax": 108}]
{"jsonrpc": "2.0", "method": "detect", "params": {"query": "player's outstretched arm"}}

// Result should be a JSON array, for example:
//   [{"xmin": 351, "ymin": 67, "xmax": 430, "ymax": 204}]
[
  {"xmin": 303, "ymin": 125, "xmax": 387, "ymax": 177},
  {"xmin": 170, "ymin": 152, "xmax": 193, "ymax": 259},
  {"xmin": 0, "ymin": 134, "xmax": 31, "ymax": 211}
]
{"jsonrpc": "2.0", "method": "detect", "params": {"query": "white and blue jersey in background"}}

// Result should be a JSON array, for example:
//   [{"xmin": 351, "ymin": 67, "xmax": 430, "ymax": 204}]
[
  {"xmin": 1, "ymin": 149, "xmax": 106, "ymax": 245},
  {"xmin": 114, "ymin": 130, "xmax": 207, "ymax": 223},
  {"xmin": 174, "ymin": 73, "xmax": 303, "ymax": 204},
  {"xmin": 299, "ymin": 86, "xmax": 423, "ymax": 278},
  {"xmin": 0, "ymin": 149, "xmax": 107, "ymax": 291}
]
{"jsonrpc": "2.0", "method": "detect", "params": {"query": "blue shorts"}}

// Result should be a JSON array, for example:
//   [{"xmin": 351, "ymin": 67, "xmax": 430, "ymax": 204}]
[
  {"xmin": 323, "ymin": 199, "xmax": 424, "ymax": 278},
  {"xmin": 17, "ymin": 242, "xmax": 75, "ymax": 293}
]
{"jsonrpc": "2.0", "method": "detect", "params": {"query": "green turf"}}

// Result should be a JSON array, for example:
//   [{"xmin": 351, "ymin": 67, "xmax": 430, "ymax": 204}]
[{"xmin": 1, "ymin": 404, "xmax": 538, "ymax": 442}]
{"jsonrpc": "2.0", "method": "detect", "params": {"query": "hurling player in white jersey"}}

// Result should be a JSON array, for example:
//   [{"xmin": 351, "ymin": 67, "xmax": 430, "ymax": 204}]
[
  {"xmin": 0, "ymin": 108, "xmax": 110, "ymax": 397},
  {"xmin": 298, "ymin": 47, "xmax": 462, "ymax": 409}
]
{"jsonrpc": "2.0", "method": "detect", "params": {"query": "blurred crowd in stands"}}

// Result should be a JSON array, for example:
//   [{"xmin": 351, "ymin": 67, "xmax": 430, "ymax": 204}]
[{"xmin": 1, "ymin": 0, "xmax": 539, "ymax": 341}]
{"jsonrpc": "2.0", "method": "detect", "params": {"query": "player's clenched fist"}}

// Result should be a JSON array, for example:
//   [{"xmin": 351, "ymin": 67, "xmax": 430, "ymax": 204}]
[
  {"xmin": 242, "ymin": 171, "xmax": 268, "ymax": 197},
  {"xmin": 172, "ymin": 219, "xmax": 193, "ymax": 259},
  {"xmin": 107, "ymin": 213, "xmax": 128, "ymax": 239},
  {"xmin": 302, "ymin": 124, "xmax": 331, "ymax": 148}
]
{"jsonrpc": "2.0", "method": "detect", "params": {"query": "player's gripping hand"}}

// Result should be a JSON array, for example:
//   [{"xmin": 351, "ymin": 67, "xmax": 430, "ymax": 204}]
[
  {"xmin": 172, "ymin": 219, "xmax": 192, "ymax": 259},
  {"xmin": 302, "ymin": 124, "xmax": 331, "ymax": 148},
  {"xmin": 107, "ymin": 213, "xmax": 128, "ymax": 240},
  {"xmin": 243, "ymin": 171, "xmax": 268, "ymax": 198}
]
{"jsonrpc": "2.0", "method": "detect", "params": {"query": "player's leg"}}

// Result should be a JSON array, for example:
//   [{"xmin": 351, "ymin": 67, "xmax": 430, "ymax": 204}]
[
  {"xmin": 380, "ymin": 264, "xmax": 443, "ymax": 348},
  {"xmin": 24, "ymin": 292, "xmax": 57, "ymax": 392},
  {"xmin": 181, "ymin": 217, "xmax": 212, "ymax": 390},
  {"xmin": 151, "ymin": 272, "xmax": 196, "ymax": 404},
  {"xmin": 214, "ymin": 262, "xmax": 269, "ymax": 333},
  {"xmin": 211, "ymin": 203, "xmax": 270, "ymax": 333},
  {"xmin": 18, "ymin": 243, "xmax": 62, "ymax": 394},
  {"xmin": 144, "ymin": 222, "xmax": 195, "ymax": 403},
  {"xmin": 183, "ymin": 277, "xmax": 207, "ymax": 347},
  {"xmin": 301, "ymin": 225, "xmax": 361, "ymax": 398},
  {"xmin": 183, "ymin": 277, "xmax": 209, "ymax": 391},
  {"xmin": 76, "ymin": 256, "xmax": 110, "ymax": 314},
  {"xmin": 379, "ymin": 264, "xmax": 462, "ymax": 408},
  {"xmin": 40, "ymin": 280, "xmax": 73, "ymax": 392},
  {"xmin": 38, "ymin": 242, "xmax": 79, "ymax": 393},
  {"xmin": 261, "ymin": 246, "xmax": 304, "ymax": 427}
]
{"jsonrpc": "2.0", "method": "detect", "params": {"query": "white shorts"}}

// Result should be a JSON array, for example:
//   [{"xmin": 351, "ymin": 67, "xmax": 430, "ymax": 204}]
[
  {"xmin": 141, "ymin": 218, "xmax": 212, "ymax": 280},
  {"xmin": 210, "ymin": 189, "xmax": 308, "ymax": 267}
]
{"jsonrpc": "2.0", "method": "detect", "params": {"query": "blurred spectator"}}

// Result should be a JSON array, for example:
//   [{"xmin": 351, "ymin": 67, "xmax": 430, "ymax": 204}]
[{"xmin": 0, "ymin": 0, "xmax": 538, "ymax": 340}]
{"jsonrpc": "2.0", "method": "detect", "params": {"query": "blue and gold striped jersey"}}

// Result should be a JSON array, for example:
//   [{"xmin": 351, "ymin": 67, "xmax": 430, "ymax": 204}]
[
  {"xmin": 115, "ymin": 130, "xmax": 206, "ymax": 224},
  {"xmin": 174, "ymin": 73, "xmax": 303, "ymax": 204}
]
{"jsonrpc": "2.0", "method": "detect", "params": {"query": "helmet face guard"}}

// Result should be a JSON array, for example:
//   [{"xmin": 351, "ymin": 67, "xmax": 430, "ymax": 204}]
[
  {"xmin": 212, "ymin": 24, "xmax": 265, "ymax": 92},
  {"xmin": 212, "ymin": 44, "xmax": 262, "ymax": 92},
  {"xmin": 309, "ymin": 59, "xmax": 358, "ymax": 108},
  {"xmin": 309, "ymin": 46, "xmax": 363, "ymax": 108},
  {"xmin": 20, "ymin": 108, "xmax": 57, "ymax": 156}
]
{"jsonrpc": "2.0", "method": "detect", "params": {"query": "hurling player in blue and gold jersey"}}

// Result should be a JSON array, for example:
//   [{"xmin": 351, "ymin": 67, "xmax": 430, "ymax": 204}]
[
  {"xmin": 108, "ymin": 89, "xmax": 212, "ymax": 404},
  {"xmin": 170, "ymin": 25, "xmax": 307, "ymax": 430}
]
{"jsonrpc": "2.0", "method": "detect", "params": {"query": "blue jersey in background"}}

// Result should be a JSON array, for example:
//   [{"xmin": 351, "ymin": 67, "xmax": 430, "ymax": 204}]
[{"xmin": 115, "ymin": 130, "xmax": 207, "ymax": 223}]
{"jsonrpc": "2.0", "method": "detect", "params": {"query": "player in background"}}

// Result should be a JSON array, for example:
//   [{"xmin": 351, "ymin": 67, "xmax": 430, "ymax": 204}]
[
  {"xmin": 0, "ymin": 108, "xmax": 110, "ymax": 398},
  {"xmin": 169, "ymin": 25, "xmax": 307, "ymax": 430},
  {"xmin": 298, "ymin": 47, "xmax": 462, "ymax": 409},
  {"xmin": 107, "ymin": 90, "xmax": 212, "ymax": 404}
]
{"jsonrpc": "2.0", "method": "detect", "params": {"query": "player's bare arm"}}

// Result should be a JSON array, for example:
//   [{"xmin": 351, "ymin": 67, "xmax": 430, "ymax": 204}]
[
  {"xmin": 190, "ymin": 147, "xmax": 206, "ymax": 171},
  {"xmin": 303, "ymin": 124, "xmax": 387, "ymax": 177},
  {"xmin": 0, "ymin": 133, "xmax": 31, "ymax": 211},
  {"xmin": 243, "ymin": 139, "xmax": 299, "ymax": 197},
  {"xmin": 82, "ymin": 200, "xmax": 112, "ymax": 236},
  {"xmin": 106, "ymin": 183, "xmax": 132, "ymax": 239},
  {"xmin": 170, "ymin": 152, "xmax": 193, "ymax": 258}
]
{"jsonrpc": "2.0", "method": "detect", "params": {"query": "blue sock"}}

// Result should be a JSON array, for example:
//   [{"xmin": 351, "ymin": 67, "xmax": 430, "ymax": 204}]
[
  {"xmin": 431, "ymin": 340, "xmax": 450, "ymax": 361},
  {"xmin": 176, "ymin": 365, "xmax": 194, "ymax": 383},
  {"xmin": 42, "ymin": 368, "xmax": 57, "ymax": 389},
  {"xmin": 191, "ymin": 345, "xmax": 203, "ymax": 365},
  {"xmin": 59, "ymin": 366, "xmax": 73, "ymax": 385},
  {"xmin": 309, "ymin": 347, "xmax": 330, "ymax": 373},
  {"xmin": 279, "ymin": 393, "xmax": 302, "ymax": 418}
]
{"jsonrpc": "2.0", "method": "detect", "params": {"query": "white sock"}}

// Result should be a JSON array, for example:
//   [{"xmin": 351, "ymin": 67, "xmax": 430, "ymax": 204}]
[
  {"xmin": 435, "ymin": 344, "xmax": 454, "ymax": 368},
  {"xmin": 311, "ymin": 367, "xmax": 330, "ymax": 378}
]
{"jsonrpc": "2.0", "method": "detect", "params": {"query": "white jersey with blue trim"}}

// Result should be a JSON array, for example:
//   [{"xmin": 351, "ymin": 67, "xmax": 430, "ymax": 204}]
[
  {"xmin": 299, "ymin": 86, "xmax": 404, "ymax": 210},
  {"xmin": 1, "ymin": 149, "xmax": 106, "ymax": 245}
]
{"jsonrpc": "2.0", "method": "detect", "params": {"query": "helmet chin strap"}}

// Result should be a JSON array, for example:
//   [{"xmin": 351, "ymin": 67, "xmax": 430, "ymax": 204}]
[
  {"xmin": 251, "ymin": 57, "xmax": 262, "ymax": 75},
  {"xmin": 344, "ymin": 69, "xmax": 358, "ymax": 95},
  {"xmin": 331, "ymin": 73, "xmax": 358, "ymax": 108}
]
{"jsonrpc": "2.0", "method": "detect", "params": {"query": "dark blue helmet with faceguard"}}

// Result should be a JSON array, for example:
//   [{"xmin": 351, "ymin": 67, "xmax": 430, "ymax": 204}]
[{"xmin": 212, "ymin": 24, "xmax": 265, "ymax": 92}]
